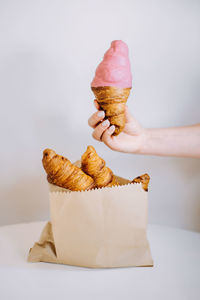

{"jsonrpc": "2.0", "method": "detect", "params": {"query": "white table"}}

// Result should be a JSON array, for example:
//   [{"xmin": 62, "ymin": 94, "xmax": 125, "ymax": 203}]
[{"xmin": 0, "ymin": 222, "xmax": 200, "ymax": 300}]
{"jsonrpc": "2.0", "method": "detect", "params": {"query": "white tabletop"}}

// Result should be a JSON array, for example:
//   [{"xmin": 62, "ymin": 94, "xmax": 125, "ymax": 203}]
[{"xmin": 0, "ymin": 221, "xmax": 200, "ymax": 300}]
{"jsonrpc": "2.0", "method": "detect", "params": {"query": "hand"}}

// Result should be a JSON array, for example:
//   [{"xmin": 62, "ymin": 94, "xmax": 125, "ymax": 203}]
[{"xmin": 88, "ymin": 100, "xmax": 146, "ymax": 153}]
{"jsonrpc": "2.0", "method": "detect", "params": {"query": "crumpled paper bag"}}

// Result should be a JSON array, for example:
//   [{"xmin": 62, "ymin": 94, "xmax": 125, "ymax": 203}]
[{"xmin": 28, "ymin": 175, "xmax": 153, "ymax": 268}]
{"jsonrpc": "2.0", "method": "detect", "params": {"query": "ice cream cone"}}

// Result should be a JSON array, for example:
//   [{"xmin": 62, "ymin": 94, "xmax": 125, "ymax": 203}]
[
  {"xmin": 91, "ymin": 40, "xmax": 132, "ymax": 136},
  {"xmin": 92, "ymin": 86, "xmax": 131, "ymax": 135}
]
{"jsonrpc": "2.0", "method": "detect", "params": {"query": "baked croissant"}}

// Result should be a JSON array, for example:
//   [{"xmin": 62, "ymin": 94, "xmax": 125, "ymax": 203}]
[
  {"xmin": 81, "ymin": 145, "xmax": 117, "ymax": 188},
  {"xmin": 42, "ymin": 149, "xmax": 95, "ymax": 191},
  {"xmin": 91, "ymin": 86, "xmax": 131, "ymax": 136},
  {"xmin": 132, "ymin": 174, "xmax": 150, "ymax": 191}
]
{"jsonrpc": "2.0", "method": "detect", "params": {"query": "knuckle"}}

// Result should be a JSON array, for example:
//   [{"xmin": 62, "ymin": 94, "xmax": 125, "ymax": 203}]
[
  {"xmin": 95, "ymin": 113, "xmax": 100, "ymax": 122},
  {"xmin": 88, "ymin": 113, "xmax": 101, "ymax": 128},
  {"xmin": 92, "ymin": 131, "xmax": 99, "ymax": 141},
  {"xmin": 97, "ymin": 123, "xmax": 104, "ymax": 132},
  {"xmin": 101, "ymin": 132, "xmax": 108, "ymax": 143}
]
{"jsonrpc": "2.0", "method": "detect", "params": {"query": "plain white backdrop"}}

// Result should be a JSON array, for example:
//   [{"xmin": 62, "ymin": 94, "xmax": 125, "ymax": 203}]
[{"xmin": 0, "ymin": 0, "xmax": 200, "ymax": 230}]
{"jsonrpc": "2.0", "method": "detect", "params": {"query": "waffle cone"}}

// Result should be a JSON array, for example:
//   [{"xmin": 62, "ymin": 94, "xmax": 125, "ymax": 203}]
[{"xmin": 91, "ymin": 86, "xmax": 131, "ymax": 135}]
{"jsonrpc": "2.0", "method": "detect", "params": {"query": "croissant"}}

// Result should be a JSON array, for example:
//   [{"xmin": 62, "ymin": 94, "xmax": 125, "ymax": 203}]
[
  {"xmin": 132, "ymin": 174, "xmax": 150, "ymax": 191},
  {"xmin": 42, "ymin": 149, "xmax": 95, "ymax": 191},
  {"xmin": 91, "ymin": 86, "xmax": 131, "ymax": 136},
  {"xmin": 81, "ymin": 145, "xmax": 117, "ymax": 188}
]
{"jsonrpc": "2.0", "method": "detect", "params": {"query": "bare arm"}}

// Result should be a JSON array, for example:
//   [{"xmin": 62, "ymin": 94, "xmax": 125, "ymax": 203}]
[
  {"xmin": 141, "ymin": 125, "xmax": 200, "ymax": 158},
  {"xmin": 88, "ymin": 100, "xmax": 200, "ymax": 158}
]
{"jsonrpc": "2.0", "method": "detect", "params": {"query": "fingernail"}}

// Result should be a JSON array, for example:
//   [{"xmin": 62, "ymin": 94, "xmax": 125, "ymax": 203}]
[
  {"xmin": 97, "ymin": 111, "xmax": 105, "ymax": 118},
  {"xmin": 108, "ymin": 125, "xmax": 115, "ymax": 133},
  {"xmin": 102, "ymin": 119, "xmax": 110, "ymax": 127}
]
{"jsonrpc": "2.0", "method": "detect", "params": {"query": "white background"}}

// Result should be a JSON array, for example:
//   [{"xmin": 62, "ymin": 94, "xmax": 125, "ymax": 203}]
[{"xmin": 0, "ymin": 0, "xmax": 199, "ymax": 230}]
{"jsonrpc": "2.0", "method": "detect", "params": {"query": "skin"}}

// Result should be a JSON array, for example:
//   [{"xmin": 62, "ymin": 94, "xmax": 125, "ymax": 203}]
[{"xmin": 88, "ymin": 100, "xmax": 200, "ymax": 158}]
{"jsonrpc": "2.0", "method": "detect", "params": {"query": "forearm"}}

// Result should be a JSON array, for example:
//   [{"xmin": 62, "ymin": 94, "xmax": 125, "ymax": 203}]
[{"xmin": 140, "ymin": 124, "xmax": 200, "ymax": 158}]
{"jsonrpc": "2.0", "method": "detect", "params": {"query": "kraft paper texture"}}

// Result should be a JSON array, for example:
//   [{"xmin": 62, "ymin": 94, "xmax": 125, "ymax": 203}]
[{"xmin": 28, "ymin": 175, "xmax": 153, "ymax": 268}]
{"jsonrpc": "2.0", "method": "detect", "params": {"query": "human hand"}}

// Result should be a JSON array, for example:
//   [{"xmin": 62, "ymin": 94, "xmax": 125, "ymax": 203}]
[{"xmin": 88, "ymin": 100, "xmax": 146, "ymax": 153}]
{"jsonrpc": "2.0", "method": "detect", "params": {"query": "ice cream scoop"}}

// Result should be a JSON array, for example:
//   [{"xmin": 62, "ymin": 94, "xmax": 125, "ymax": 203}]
[
  {"xmin": 91, "ymin": 40, "xmax": 132, "ymax": 88},
  {"xmin": 91, "ymin": 40, "xmax": 132, "ymax": 135}
]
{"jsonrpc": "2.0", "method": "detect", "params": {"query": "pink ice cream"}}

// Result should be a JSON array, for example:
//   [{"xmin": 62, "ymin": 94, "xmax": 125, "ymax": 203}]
[{"xmin": 91, "ymin": 40, "xmax": 132, "ymax": 88}]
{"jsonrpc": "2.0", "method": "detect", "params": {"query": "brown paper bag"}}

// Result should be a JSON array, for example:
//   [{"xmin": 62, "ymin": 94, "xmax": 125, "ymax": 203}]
[{"xmin": 28, "ymin": 170, "xmax": 153, "ymax": 268}]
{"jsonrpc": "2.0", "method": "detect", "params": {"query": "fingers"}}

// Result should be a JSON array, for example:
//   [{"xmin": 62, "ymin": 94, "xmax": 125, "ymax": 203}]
[
  {"xmin": 92, "ymin": 119, "xmax": 110, "ymax": 141},
  {"xmin": 101, "ymin": 125, "xmax": 115, "ymax": 145},
  {"xmin": 88, "ymin": 100, "xmax": 104, "ymax": 128},
  {"xmin": 90, "ymin": 99, "xmax": 115, "ymax": 143},
  {"xmin": 88, "ymin": 110, "xmax": 105, "ymax": 128}
]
